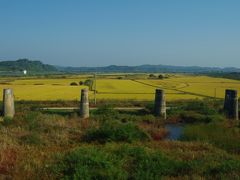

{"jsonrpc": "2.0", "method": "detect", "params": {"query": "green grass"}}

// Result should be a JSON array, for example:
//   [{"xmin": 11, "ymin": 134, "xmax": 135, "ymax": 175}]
[
  {"xmin": 83, "ymin": 121, "xmax": 150, "ymax": 143},
  {"xmin": 52, "ymin": 143, "xmax": 240, "ymax": 179},
  {"xmin": 181, "ymin": 122, "xmax": 240, "ymax": 153}
]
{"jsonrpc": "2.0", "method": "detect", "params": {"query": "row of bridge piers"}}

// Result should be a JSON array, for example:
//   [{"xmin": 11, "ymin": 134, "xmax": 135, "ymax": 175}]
[{"xmin": 1, "ymin": 88, "xmax": 239, "ymax": 121}]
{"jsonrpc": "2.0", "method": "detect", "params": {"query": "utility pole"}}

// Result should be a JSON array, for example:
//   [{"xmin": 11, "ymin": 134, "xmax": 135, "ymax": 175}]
[
  {"xmin": 214, "ymin": 88, "xmax": 217, "ymax": 99},
  {"xmin": 94, "ymin": 73, "xmax": 97, "ymax": 105}
]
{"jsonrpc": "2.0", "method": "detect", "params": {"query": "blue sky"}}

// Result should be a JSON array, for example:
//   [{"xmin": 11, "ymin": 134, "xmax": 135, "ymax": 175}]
[{"xmin": 0, "ymin": 0, "xmax": 240, "ymax": 67}]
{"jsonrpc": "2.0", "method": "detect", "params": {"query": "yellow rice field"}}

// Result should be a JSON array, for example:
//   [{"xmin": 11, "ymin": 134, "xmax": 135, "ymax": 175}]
[{"xmin": 0, "ymin": 75, "xmax": 239, "ymax": 101}]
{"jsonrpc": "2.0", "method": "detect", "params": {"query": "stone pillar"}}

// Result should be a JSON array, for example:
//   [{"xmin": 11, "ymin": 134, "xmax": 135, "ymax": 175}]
[
  {"xmin": 224, "ymin": 89, "xmax": 238, "ymax": 120},
  {"xmin": 80, "ymin": 88, "xmax": 89, "ymax": 118},
  {"xmin": 154, "ymin": 89, "xmax": 166, "ymax": 119},
  {"xmin": 2, "ymin": 89, "xmax": 15, "ymax": 118}
]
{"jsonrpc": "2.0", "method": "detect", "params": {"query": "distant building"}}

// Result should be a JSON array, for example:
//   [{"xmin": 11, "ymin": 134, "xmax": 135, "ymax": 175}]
[{"xmin": 23, "ymin": 70, "xmax": 27, "ymax": 75}]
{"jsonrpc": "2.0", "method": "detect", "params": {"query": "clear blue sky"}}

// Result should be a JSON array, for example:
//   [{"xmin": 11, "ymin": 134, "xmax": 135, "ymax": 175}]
[{"xmin": 0, "ymin": 0, "xmax": 240, "ymax": 67}]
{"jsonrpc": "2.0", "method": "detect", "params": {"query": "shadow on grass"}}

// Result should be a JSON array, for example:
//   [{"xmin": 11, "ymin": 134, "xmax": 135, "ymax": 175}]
[
  {"xmin": 118, "ymin": 109, "xmax": 151, "ymax": 116},
  {"xmin": 41, "ymin": 109, "xmax": 79, "ymax": 117}
]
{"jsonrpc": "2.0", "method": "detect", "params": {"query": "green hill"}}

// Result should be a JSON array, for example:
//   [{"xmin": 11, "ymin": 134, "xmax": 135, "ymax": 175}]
[{"xmin": 0, "ymin": 59, "xmax": 57, "ymax": 72}]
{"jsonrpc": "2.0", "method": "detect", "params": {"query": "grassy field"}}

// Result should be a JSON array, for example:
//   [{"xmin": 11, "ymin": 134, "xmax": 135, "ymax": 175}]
[
  {"xmin": 1, "ymin": 100, "xmax": 240, "ymax": 179},
  {"xmin": 0, "ymin": 74, "xmax": 240, "ymax": 101}
]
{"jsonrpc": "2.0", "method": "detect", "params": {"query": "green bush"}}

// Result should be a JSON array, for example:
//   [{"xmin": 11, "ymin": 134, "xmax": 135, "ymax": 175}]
[
  {"xmin": 83, "ymin": 121, "xmax": 150, "ymax": 143},
  {"xmin": 2, "ymin": 116, "xmax": 13, "ymax": 126},
  {"xmin": 53, "ymin": 146, "xmax": 127, "ymax": 179},
  {"xmin": 204, "ymin": 159, "xmax": 240, "ymax": 176},
  {"xmin": 79, "ymin": 81, "xmax": 84, "ymax": 85},
  {"xmin": 158, "ymin": 74, "xmax": 164, "ymax": 79},
  {"xmin": 149, "ymin": 74, "xmax": 156, "ymax": 78},
  {"xmin": 181, "ymin": 123, "xmax": 240, "ymax": 153},
  {"xmin": 92, "ymin": 105, "xmax": 119, "ymax": 122},
  {"xmin": 180, "ymin": 111, "xmax": 210, "ymax": 123},
  {"xmin": 145, "ymin": 102, "xmax": 154, "ymax": 113},
  {"xmin": 93, "ymin": 105, "xmax": 118, "ymax": 116},
  {"xmin": 119, "ymin": 114, "xmax": 156, "ymax": 123},
  {"xmin": 179, "ymin": 111, "xmax": 225, "ymax": 124},
  {"xmin": 93, "ymin": 105, "xmax": 156, "ymax": 124},
  {"xmin": 53, "ymin": 145, "xmax": 192, "ymax": 179},
  {"xmin": 70, "ymin": 82, "xmax": 78, "ymax": 86},
  {"xmin": 182, "ymin": 101, "xmax": 217, "ymax": 115},
  {"xmin": 115, "ymin": 145, "xmax": 191, "ymax": 179}
]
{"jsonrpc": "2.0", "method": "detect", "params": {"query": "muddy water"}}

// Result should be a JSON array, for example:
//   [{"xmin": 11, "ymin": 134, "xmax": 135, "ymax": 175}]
[{"xmin": 165, "ymin": 124, "xmax": 184, "ymax": 140}]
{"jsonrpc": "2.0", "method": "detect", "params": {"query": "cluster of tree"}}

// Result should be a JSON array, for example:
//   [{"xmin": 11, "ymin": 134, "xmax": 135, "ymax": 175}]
[
  {"xmin": 149, "ymin": 74, "xmax": 166, "ymax": 79},
  {"xmin": 70, "ymin": 79, "xmax": 94, "ymax": 90}
]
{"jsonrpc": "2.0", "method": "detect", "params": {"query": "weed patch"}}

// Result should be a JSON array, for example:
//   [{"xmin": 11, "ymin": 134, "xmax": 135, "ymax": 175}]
[{"xmin": 83, "ymin": 121, "xmax": 150, "ymax": 143}]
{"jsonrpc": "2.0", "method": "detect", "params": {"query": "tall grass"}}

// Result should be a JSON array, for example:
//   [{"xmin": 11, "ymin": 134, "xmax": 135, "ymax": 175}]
[{"xmin": 181, "ymin": 122, "xmax": 240, "ymax": 153}]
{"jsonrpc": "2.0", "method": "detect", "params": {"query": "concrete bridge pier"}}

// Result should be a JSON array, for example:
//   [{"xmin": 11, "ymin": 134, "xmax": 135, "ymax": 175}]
[
  {"xmin": 2, "ymin": 88, "xmax": 15, "ymax": 118},
  {"xmin": 224, "ymin": 89, "xmax": 238, "ymax": 120},
  {"xmin": 80, "ymin": 88, "xmax": 89, "ymax": 118},
  {"xmin": 154, "ymin": 89, "xmax": 166, "ymax": 120}
]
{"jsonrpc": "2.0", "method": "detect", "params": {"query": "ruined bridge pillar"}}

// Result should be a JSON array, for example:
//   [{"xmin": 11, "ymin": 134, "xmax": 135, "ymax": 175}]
[
  {"xmin": 80, "ymin": 88, "xmax": 89, "ymax": 119},
  {"xmin": 2, "ymin": 88, "xmax": 15, "ymax": 118},
  {"xmin": 154, "ymin": 89, "xmax": 166, "ymax": 120},
  {"xmin": 224, "ymin": 89, "xmax": 238, "ymax": 120}
]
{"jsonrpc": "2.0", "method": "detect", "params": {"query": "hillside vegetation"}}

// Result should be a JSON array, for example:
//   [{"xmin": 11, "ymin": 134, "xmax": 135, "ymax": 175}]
[
  {"xmin": 0, "ymin": 59, "xmax": 57, "ymax": 73},
  {"xmin": 58, "ymin": 64, "xmax": 240, "ymax": 73},
  {"xmin": 208, "ymin": 72, "xmax": 240, "ymax": 81}
]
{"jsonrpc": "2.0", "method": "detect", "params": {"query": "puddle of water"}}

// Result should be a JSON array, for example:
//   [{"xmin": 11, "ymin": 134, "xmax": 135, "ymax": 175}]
[{"xmin": 165, "ymin": 124, "xmax": 184, "ymax": 140}]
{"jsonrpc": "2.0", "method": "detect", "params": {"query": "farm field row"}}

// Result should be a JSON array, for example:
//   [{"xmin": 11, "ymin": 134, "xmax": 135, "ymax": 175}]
[{"xmin": 0, "ymin": 75, "xmax": 239, "ymax": 101}]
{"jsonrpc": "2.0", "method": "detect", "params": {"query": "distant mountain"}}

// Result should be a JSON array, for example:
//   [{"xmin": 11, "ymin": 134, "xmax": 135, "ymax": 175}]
[
  {"xmin": 1, "ymin": 59, "xmax": 239, "ymax": 74},
  {"xmin": 0, "ymin": 59, "xmax": 57, "ymax": 72},
  {"xmin": 57, "ymin": 64, "xmax": 240, "ymax": 73}
]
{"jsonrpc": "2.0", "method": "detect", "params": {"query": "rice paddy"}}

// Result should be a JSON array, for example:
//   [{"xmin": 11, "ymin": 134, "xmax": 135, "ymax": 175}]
[{"xmin": 0, "ymin": 74, "xmax": 239, "ymax": 101}]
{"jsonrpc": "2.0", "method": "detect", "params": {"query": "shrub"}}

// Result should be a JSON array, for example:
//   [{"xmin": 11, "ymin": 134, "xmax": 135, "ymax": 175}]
[
  {"xmin": 119, "ymin": 114, "xmax": 156, "ymax": 123},
  {"xmin": 158, "ymin": 74, "xmax": 164, "ymax": 79},
  {"xmin": 183, "ymin": 101, "xmax": 217, "ymax": 115},
  {"xmin": 53, "ymin": 145, "xmax": 192, "ymax": 179},
  {"xmin": 123, "ymin": 147, "xmax": 191, "ymax": 178},
  {"xmin": 92, "ymin": 105, "xmax": 119, "ymax": 122},
  {"xmin": 180, "ymin": 111, "xmax": 209, "ymax": 123},
  {"xmin": 145, "ymin": 102, "xmax": 154, "ymax": 113},
  {"xmin": 53, "ymin": 146, "xmax": 128, "ymax": 179},
  {"xmin": 2, "ymin": 117, "xmax": 13, "ymax": 126},
  {"xmin": 180, "ymin": 111, "xmax": 224, "ymax": 124},
  {"xmin": 70, "ymin": 82, "xmax": 78, "ymax": 86},
  {"xmin": 83, "ymin": 121, "xmax": 150, "ymax": 143},
  {"xmin": 203, "ymin": 159, "xmax": 240, "ymax": 176},
  {"xmin": 149, "ymin": 74, "xmax": 156, "ymax": 78},
  {"xmin": 79, "ymin": 81, "xmax": 84, "ymax": 85},
  {"xmin": 93, "ymin": 105, "xmax": 117, "ymax": 116}
]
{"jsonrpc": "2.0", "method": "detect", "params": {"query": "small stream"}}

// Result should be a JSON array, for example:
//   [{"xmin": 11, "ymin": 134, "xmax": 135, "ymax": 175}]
[{"xmin": 165, "ymin": 124, "xmax": 184, "ymax": 140}]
